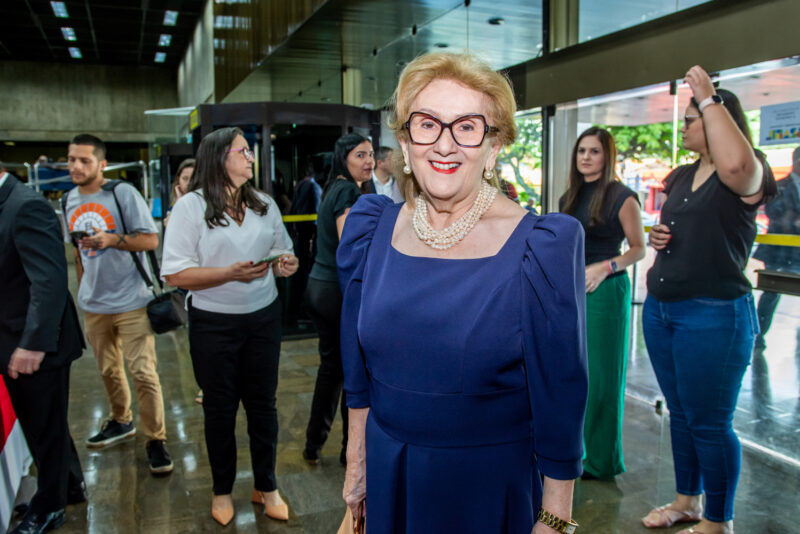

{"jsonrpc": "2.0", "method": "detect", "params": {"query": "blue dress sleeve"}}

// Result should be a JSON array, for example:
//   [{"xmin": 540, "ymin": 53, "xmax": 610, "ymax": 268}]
[
  {"xmin": 521, "ymin": 213, "xmax": 589, "ymax": 479},
  {"xmin": 337, "ymin": 194, "xmax": 394, "ymax": 408}
]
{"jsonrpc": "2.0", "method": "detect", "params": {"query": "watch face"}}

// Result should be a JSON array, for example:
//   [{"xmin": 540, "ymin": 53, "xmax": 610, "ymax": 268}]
[{"xmin": 712, "ymin": 94, "xmax": 723, "ymax": 104}]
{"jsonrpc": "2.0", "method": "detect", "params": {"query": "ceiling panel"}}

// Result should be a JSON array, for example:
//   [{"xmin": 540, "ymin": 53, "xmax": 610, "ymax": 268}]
[
  {"xmin": 0, "ymin": 0, "xmax": 204, "ymax": 68},
  {"xmin": 228, "ymin": 0, "xmax": 543, "ymax": 106}
]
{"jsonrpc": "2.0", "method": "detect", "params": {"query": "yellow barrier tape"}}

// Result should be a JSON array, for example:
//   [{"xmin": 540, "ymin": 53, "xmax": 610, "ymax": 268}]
[
  {"xmin": 754, "ymin": 234, "xmax": 800, "ymax": 247},
  {"xmin": 643, "ymin": 226, "xmax": 800, "ymax": 247},
  {"xmin": 282, "ymin": 214, "xmax": 317, "ymax": 223}
]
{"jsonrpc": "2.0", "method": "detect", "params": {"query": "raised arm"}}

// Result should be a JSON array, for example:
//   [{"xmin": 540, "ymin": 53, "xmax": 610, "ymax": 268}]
[{"xmin": 685, "ymin": 66, "xmax": 763, "ymax": 199}]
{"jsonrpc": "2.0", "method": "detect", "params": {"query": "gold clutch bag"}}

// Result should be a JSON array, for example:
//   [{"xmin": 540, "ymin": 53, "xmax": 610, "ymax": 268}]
[{"xmin": 337, "ymin": 507, "xmax": 365, "ymax": 534}]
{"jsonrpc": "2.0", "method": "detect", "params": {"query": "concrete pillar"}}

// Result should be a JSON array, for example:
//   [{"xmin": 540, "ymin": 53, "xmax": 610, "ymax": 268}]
[
  {"xmin": 342, "ymin": 67, "xmax": 362, "ymax": 107},
  {"xmin": 544, "ymin": 0, "xmax": 579, "ymax": 213}
]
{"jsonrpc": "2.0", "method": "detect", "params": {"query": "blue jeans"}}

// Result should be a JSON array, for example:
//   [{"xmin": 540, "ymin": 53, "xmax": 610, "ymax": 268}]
[{"xmin": 642, "ymin": 294, "xmax": 758, "ymax": 522}]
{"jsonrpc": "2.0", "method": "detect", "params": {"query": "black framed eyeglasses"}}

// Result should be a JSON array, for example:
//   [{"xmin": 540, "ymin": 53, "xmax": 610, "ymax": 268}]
[
  {"xmin": 405, "ymin": 112, "xmax": 499, "ymax": 148},
  {"xmin": 228, "ymin": 147, "xmax": 255, "ymax": 160}
]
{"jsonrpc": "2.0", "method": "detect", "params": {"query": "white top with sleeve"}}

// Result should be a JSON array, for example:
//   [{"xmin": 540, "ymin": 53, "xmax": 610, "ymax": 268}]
[{"xmin": 161, "ymin": 190, "xmax": 293, "ymax": 314}]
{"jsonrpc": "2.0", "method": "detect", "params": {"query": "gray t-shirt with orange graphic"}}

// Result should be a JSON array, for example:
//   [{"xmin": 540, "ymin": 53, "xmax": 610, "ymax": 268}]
[{"xmin": 63, "ymin": 182, "xmax": 157, "ymax": 314}]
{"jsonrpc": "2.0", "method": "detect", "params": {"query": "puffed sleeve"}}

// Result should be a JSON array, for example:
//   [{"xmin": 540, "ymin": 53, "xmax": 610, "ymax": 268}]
[
  {"xmin": 161, "ymin": 193, "xmax": 203, "ymax": 277},
  {"xmin": 521, "ymin": 213, "xmax": 588, "ymax": 480},
  {"xmin": 336, "ymin": 194, "xmax": 394, "ymax": 408}
]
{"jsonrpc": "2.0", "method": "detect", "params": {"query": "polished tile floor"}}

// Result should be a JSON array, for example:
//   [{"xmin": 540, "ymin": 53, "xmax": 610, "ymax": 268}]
[{"xmin": 9, "ymin": 259, "xmax": 800, "ymax": 533}]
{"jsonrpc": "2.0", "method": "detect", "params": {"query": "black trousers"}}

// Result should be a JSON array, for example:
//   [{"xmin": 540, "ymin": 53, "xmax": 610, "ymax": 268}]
[
  {"xmin": 188, "ymin": 299, "xmax": 282, "ymax": 495},
  {"xmin": 304, "ymin": 278, "xmax": 348, "ymax": 452},
  {"xmin": 4, "ymin": 365, "xmax": 84, "ymax": 514}
]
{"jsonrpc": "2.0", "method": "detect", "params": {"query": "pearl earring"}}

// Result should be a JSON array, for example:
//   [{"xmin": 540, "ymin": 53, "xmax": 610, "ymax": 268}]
[
  {"xmin": 484, "ymin": 169, "xmax": 494, "ymax": 180},
  {"xmin": 403, "ymin": 164, "xmax": 411, "ymax": 174}
]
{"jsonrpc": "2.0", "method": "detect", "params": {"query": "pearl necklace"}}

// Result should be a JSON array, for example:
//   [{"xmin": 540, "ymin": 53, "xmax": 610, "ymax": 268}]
[{"xmin": 412, "ymin": 181, "xmax": 497, "ymax": 250}]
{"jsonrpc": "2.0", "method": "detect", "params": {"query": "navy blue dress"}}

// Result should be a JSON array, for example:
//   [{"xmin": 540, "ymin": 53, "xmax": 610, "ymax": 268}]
[{"xmin": 337, "ymin": 195, "xmax": 588, "ymax": 533}]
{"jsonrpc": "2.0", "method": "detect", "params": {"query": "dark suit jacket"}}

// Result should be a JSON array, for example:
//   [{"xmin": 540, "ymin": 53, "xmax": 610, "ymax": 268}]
[
  {"xmin": 754, "ymin": 173, "xmax": 800, "ymax": 271},
  {"xmin": 0, "ymin": 175, "xmax": 84, "ymax": 374}
]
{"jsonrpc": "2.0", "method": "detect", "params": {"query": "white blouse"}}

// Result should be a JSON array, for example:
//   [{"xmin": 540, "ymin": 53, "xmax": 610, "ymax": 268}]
[{"xmin": 161, "ymin": 190, "xmax": 293, "ymax": 314}]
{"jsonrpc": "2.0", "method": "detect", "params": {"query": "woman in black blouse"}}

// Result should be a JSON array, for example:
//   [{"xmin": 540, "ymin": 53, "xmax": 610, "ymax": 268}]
[
  {"xmin": 560, "ymin": 127, "xmax": 645, "ymax": 480},
  {"xmin": 641, "ymin": 66, "xmax": 775, "ymax": 534},
  {"xmin": 303, "ymin": 133, "xmax": 374, "ymax": 466}
]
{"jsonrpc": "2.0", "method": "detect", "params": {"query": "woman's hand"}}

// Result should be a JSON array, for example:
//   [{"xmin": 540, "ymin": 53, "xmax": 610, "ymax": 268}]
[
  {"xmin": 273, "ymin": 254, "xmax": 299, "ymax": 278},
  {"xmin": 585, "ymin": 262, "xmax": 609, "ymax": 293},
  {"xmin": 343, "ymin": 407, "xmax": 369, "ymax": 528},
  {"xmin": 648, "ymin": 223, "xmax": 672, "ymax": 250},
  {"xmin": 227, "ymin": 260, "xmax": 270, "ymax": 282},
  {"xmin": 343, "ymin": 449, "xmax": 366, "ymax": 527},
  {"xmin": 684, "ymin": 65, "xmax": 716, "ymax": 104}
]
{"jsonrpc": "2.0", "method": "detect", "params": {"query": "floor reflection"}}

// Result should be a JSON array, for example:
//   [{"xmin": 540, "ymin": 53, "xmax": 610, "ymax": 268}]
[{"xmin": 7, "ymin": 253, "xmax": 800, "ymax": 533}]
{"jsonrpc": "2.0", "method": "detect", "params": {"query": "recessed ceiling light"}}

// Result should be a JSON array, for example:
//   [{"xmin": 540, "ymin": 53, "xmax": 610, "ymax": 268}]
[
  {"xmin": 163, "ymin": 10, "xmax": 178, "ymax": 26},
  {"xmin": 68, "ymin": 47, "xmax": 82, "ymax": 59},
  {"xmin": 158, "ymin": 34, "xmax": 172, "ymax": 47},
  {"xmin": 488, "ymin": 17, "xmax": 504, "ymax": 25},
  {"xmin": 61, "ymin": 27, "xmax": 76, "ymax": 41},
  {"xmin": 51, "ymin": 1, "xmax": 69, "ymax": 18},
  {"xmin": 155, "ymin": 52, "xmax": 167, "ymax": 63}
]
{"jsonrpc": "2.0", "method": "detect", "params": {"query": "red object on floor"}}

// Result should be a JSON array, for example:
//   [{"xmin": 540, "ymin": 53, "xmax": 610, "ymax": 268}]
[{"xmin": 0, "ymin": 375, "xmax": 16, "ymax": 450}]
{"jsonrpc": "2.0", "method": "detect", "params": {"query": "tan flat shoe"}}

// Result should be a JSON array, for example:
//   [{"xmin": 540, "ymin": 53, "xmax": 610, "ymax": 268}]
[
  {"xmin": 642, "ymin": 504, "xmax": 702, "ymax": 528},
  {"xmin": 251, "ymin": 489, "xmax": 289, "ymax": 521},
  {"xmin": 211, "ymin": 493, "xmax": 234, "ymax": 526}
]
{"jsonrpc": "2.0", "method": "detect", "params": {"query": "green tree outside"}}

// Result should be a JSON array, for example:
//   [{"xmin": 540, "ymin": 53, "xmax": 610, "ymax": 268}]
[{"xmin": 497, "ymin": 117, "xmax": 543, "ymax": 207}]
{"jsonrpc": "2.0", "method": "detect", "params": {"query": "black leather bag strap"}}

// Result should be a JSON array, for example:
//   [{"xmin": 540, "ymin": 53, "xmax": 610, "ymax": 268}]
[{"xmin": 105, "ymin": 180, "xmax": 164, "ymax": 292}]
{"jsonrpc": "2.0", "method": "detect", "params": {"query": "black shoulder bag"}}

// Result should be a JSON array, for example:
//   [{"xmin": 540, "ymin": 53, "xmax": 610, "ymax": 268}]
[{"xmin": 62, "ymin": 180, "xmax": 187, "ymax": 333}]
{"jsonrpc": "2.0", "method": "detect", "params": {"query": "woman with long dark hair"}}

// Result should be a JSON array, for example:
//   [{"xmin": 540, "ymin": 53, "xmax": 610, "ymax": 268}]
[
  {"xmin": 560, "ymin": 127, "xmax": 645, "ymax": 480},
  {"xmin": 641, "ymin": 66, "xmax": 776, "ymax": 534},
  {"xmin": 161, "ymin": 127, "xmax": 298, "ymax": 526},
  {"xmin": 302, "ymin": 133, "xmax": 374, "ymax": 466}
]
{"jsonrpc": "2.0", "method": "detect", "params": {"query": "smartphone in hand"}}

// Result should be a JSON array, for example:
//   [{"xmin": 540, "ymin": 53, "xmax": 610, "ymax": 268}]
[
  {"xmin": 70, "ymin": 230, "xmax": 91, "ymax": 241},
  {"xmin": 253, "ymin": 254, "xmax": 283, "ymax": 267}
]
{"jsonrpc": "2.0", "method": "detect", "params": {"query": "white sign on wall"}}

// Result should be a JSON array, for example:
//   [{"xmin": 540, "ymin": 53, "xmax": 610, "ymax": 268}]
[{"xmin": 760, "ymin": 101, "xmax": 800, "ymax": 146}]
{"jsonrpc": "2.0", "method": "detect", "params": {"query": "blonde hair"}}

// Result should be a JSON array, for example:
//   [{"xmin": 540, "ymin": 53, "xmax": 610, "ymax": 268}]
[{"xmin": 388, "ymin": 52, "xmax": 517, "ymax": 198}]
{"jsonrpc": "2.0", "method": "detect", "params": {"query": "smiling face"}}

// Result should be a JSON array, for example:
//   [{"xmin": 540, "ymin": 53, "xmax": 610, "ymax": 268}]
[
  {"xmin": 399, "ymin": 78, "xmax": 501, "ymax": 203},
  {"xmin": 680, "ymin": 104, "xmax": 707, "ymax": 154},
  {"xmin": 576, "ymin": 135, "xmax": 605, "ymax": 182},
  {"xmin": 225, "ymin": 135, "xmax": 253, "ymax": 190},
  {"xmin": 346, "ymin": 141, "xmax": 375, "ymax": 184}
]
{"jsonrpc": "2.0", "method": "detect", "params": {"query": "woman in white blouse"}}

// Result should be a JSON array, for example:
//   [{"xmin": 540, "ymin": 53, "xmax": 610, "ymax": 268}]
[{"xmin": 162, "ymin": 127, "xmax": 298, "ymax": 526}]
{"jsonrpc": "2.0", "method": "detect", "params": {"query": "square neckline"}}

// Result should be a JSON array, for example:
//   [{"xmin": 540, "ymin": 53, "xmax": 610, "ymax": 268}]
[{"xmin": 387, "ymin": 205, "xmax": 532, "ymax": 261}]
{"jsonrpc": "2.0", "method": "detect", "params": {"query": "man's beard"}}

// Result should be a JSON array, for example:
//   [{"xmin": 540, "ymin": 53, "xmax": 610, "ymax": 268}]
[{"xmin": 71, "ymin": 169, "xmax": 100, "ymax": 186}]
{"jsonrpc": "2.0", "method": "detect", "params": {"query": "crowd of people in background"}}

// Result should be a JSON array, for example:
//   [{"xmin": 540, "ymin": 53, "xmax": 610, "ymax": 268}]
[{"xmin": 0, "ymin": 51, "xmax": 791, "ymax": 534}]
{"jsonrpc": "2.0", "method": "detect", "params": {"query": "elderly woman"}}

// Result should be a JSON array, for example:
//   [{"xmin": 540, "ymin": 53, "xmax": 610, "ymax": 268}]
[
  {"xmin": 339, "ymin": 52, "xmax": 588, "ymax": 533},
  {"xmin": 560, "ymin": 127, "xmax": 646, "ymax": 480},
  {"xmin": 161, "ymin": 127, "xmax": 298, "ymax": 526},
  {"xmin": 641, "ymin": 67, "xmax": 775, "ymax": 534}
]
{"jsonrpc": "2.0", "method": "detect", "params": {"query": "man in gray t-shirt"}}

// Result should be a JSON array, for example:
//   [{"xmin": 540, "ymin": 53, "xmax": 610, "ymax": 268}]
[{"xmin": 64, "ymin": 134, "xmax": 172, "ymax": 475}]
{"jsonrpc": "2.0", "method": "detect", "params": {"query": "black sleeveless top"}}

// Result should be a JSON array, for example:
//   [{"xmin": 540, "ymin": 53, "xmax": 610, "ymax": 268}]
[
  {"xmin": 646, "ymin": 161, "xmax": 759, "ymax": 302},
  {"xmin": 560, "ymin": 180, "xmax": 638, "ymax": 271}
]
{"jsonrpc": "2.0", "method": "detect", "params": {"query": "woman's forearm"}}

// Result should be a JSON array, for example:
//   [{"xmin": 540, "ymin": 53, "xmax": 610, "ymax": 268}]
[
  {"xmin": 540, "ymin": 476, "xmax": 575, "ymax": 524},
  {"xmin": 164, "ymin": 266, "xmax": 232, "ymax": 291},
  {"xmin": 346, "ymin": 407, "xmax": 369, "ymax": 464},
  {"xmin": 612, "ymin": 245, "xmax": 646, "ymax": 271}
]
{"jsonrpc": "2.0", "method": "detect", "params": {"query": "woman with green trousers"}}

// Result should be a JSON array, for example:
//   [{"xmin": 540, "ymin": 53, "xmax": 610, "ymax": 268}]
[{"xmin": 560, "ymin": 127, "xmax": 646, "ymax": 479}]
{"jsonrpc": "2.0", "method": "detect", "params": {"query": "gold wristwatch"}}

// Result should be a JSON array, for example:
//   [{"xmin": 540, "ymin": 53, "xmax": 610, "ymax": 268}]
[{"xmin": 537, "ymin": 508, "xmax": 579, "ymax": 534}]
